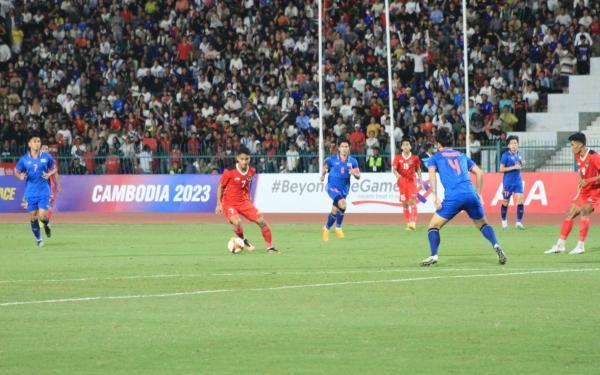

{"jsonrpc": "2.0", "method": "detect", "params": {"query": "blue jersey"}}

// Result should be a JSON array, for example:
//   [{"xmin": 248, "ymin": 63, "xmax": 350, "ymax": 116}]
[
  {"xmin": 427, "ymin": 149, "xmax": 477, "ymax": 198},
  {"xmin": 326, "ymin": 155, "xmax": 359, "ymax": 192},
  {"xmin": 16, "ymin": 152, "xmax": 55, "ymax": 198},
  {"xmin": 500, "ymin": 150, "xmax": 523, "ymax": 186}
]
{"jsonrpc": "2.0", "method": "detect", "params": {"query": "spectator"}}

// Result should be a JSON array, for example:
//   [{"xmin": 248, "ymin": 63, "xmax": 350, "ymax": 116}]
[
  {"xmin": 286, "ymin": 144, "xmax": 300, "ymax": 172},
  {"xmin": 366, "ymin": 146, "xmax": 384, "ymax": 172}
]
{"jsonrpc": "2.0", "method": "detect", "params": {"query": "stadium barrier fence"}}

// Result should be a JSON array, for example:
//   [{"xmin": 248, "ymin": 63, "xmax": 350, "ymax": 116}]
[{"xmin": 0, "ymin": 172, "xmax": 578, "ymax": 214}]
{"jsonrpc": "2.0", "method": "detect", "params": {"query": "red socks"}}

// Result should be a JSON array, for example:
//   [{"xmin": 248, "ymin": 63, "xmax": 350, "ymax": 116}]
[
  {"xmin": 410, "ymin": 205, "xmax": 418, "ymax": 223},
  {"xmin": 403, "ymin": 207, "xmax": 410, "ymax": 224},
  {"xmin": 261, "ymin": 226, "xmax": 272, "ymax": 248},
  {"xmin": 559, "ymin": 219, "xmax": 574, "ymax": 240},
  {"xmin": 580, "ymin": 216, "xmax": 590, "ymax": 242},
  {"xmin": 233, "ymin": 224, "xmax": 244, "ymax": 239}
]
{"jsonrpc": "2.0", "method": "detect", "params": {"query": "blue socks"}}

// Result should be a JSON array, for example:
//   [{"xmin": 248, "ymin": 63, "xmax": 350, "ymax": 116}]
[
  {"xmin": 336, "ymin": 210, "xmax": 345, "ymax": 228},
  {"xmin": 428, "ymin": 228, "xmax": 440, "ymax": 256},
  {"xmin": 480, "ymin": 224, "xmax": 498, "ymax": 248},
  {"xmin": 517, "ymin": 204, "xmax": 524, "ymax": 222},
  {"xmin": 30, "ymin": 220, "xmax": 41, "ymax": 241},
  {"xmin": 501, "ymin": 205, "xmax": 508, "ymax": 221},
  {"xmin": 325, "ymin": 213, "xmax": 336, "ymax": 230}
]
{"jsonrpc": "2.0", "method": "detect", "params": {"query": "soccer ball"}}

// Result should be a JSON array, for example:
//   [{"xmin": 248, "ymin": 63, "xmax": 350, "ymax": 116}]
[{"xmin": 227, "ymin": 237, "xmax": 245, "ymax": 254}]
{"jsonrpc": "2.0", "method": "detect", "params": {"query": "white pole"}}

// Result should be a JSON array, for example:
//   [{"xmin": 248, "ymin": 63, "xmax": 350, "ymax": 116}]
[
  {"xmin": 318, "ymin": 0, "xmax": 324, "ymax": 174},
  {"xmin": 462, "ymin": 0, "xmax": 471, "ymax": 157},
  {"xmin": 384, "ymin": 0, "xmax": 396, "ymax": 169}
]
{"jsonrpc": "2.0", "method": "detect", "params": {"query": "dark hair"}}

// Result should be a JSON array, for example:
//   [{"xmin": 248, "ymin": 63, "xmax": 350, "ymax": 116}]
[
  {"xmin": 568, "ymin": 132, "xmax": 586, "ymax": 145},
  {"xmin": 337, "ymin": 138, "xmax": 349, "ymax": 147},
  {"xmin": 401, "ymin": 138, "xmax": 411, "ymax": 145},
  {"xmin": 506, "ymin": 135, "xmax": 519, "ymax": 144},
  {"xmin": 238, "ymin": 146, "xmax": 251, "ymax": 156},
  {"xmin": 436, "ymin": 128, "xmax": 454, "ymax": 147},
  {"xmin": 28, "ymin": 133, "xmax": 41, "ymax": 141}
]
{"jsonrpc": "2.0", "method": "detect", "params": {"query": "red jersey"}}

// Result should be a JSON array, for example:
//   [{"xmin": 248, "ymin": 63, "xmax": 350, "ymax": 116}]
[
  {"xmin": 220, "ymin": 166, "xmax": 256, "ymax": 204},
  {"xmin": 576, "ymin": 150, "xmax": 600, "ymax": 194},
  {"xmin": 393, "ymin": 153, "xmax": 421, "ymax": 181}
]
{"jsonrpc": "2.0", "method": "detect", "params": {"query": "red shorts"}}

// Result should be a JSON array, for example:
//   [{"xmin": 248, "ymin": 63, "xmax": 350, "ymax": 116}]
[
  {"xmin": 398, "ymin": 179, "xmax": 418, "ymax": 202},
  {"xmin": 573, "ymin": 189, "xmax": 600, "ymax": 209},
  {"xmin": 223, "ymin": 201, "xmax": 262, "ymax": 222}
]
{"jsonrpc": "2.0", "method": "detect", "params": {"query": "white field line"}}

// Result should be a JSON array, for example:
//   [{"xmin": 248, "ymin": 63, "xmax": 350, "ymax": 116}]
[
  {"xmin": 0, "ymin": 267, "xmax": 585, "ymax": 284},
  {"xmin": 1, "ymin": 268, "xmax": 598, "ymax": 307}
]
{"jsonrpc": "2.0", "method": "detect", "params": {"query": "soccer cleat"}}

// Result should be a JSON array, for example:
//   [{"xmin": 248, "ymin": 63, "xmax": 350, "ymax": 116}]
[
  {"xmin": 322, "ymin": 227, "xmax": 330, "ymax": 241},
  {"xmin": 44, "ymin": 224, "xmax": 52, "ymax": 238},
  {"xmin": 405, "ymin": 224, "xmax": 413, "ymax": 231},
  {"xmin": 544, "ymin": 245, "xmax": 565, "ymax": 254},
  {"xmin": 569, "ymin": 246, "xmax": 585, "ymax": 255},
  {"xmin": 267, "ymin": 247, "xmax": 280, "ymax": 254},
  {"xmin": 420, "ymin": 255, "xmax": 438, "ymax": 266},
  {"xmin": 243, "ymin": 238, "xmax": 255, "ymax": 252},
  {"xmin": 36, "ymin": 239, "xmax": 44, "ymax": 248},
  {"xmin": 335, "ymin": 228, "xmax": 345, "ymax": 239},
  {"xmin": 410, "ymin": 223, "xmax": 417, "ymax": 230},
  {"xmin": 516, "ymin": 222, "xmax": 525, "ymax": 230},
  {"xmin": 501, "ymin": 221, "xmax": 508, "ymax": 230},
  {"xmin": 494, "ymin": 245, "xmax": 507, "ymax": 265}
]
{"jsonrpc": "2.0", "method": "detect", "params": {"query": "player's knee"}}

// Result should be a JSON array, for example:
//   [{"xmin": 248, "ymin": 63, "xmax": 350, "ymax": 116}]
[{"xmin": 337, "ymin": 200, "xmax": 347, "ymax": 211}]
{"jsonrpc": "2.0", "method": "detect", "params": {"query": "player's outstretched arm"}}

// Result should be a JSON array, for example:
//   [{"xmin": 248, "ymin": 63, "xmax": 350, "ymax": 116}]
[
  {"xmin": 428, "ymin": 166, "xmax": 441, "ymax": 210},
  {"xmin": 54, "ymin": 172, "xmax": 62, "ymax": 193},
  {"xmin": 320, "ymin": 165, "xmax": 329, "ymax": 182},
  {"xmin": 499, "ymin": 163, "xmax": 520, "ymax": 172},
  {"xmin": 469, "ymin": 165, "xmax": 484, "ymax": 196},
  {"xmin": 42, "ymin": 168, "xmax": 57, "ymax": 180},
  {"xmin": 351, "ymin": 168, "xmax": 360, "ymax": 180},
  {"xmin": 215, "ymin": 184, "xmax": 224, "ymax": 214}
]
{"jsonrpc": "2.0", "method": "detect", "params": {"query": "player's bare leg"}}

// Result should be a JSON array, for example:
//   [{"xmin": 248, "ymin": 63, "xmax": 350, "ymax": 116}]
[
  {"xmin": 421, "ymin": 214, "xmax": 449, "ymax": 266},
  {"xmin": 38, "ymin": 208, "xmax": 51, "ymax": 238},
  {"xmin": 229, "ymin": 214, "xmax": 253, "ymax": 251},
  {"xmin": 571, "ymin": 205, "xmax": 593, "ymax": 255},
  {"xmin": 514, "ymin": 193, "xmax": 525, "ymax": 229},
  {"xmin": 323, "ymin": 206, "xmax": 338, "ymax": 241},
  {"xmin": 402, "ymin": 202, "xmax": 411, "ymax": 231},
  {"xmin": 334, "ymin": 199, "xmax": 346, "ymax": 239},
  {"xmin": 408, "ymin": 198, "xmax": 418, "ymax": 230},
  {"xmin": 256, "ymin": 216, "xmax": 278, "ymax": 254},
  {"xmin": 473, "ymin": 217, "xmax": 506, "ymax": 265},
  {"xmin": 546, "ymin": 204, "xmax": 582, "ymax": 254},
  {"xmin": 29, "ymin": 210, "xmax": 43, "ymax": 247}
]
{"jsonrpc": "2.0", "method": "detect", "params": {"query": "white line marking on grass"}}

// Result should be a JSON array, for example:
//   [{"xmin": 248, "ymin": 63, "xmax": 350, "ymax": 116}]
[
  {"xmin": 1, "ymin": 268, "xmax": 598, "ymax": 307},
  {"xmin": 0, "ymin": 267, "xmax": 578, "ymax": 284}
]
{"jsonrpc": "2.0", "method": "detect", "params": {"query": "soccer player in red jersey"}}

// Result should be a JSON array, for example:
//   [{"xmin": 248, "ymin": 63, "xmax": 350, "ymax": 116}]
[
  {"xmin": 546, "ymin": 132, "xmax": 600, "ymax": 255},
  {"xmin": 215, "ymin": 146, "xmax": 278, "ymax": 254},
  {"xmin": 392, "ymin": 139, "xmax": 423, "ymax": 230}
]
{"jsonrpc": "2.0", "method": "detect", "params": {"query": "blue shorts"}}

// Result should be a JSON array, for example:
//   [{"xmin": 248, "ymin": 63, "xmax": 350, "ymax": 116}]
[
  {"xmin": 502, "ymin": 182, "xmax": 524, "ymax": 200},
  {"xmin": 26, "ymin": 195, "xmax": 50, "ymax": 212},
  {"xmin": 436, "ymin": 193, "xmax": 484, "ymax": 221},
  {"xmin": 327, "ymin": 184, "xmax": 348, "ymax": 203}
]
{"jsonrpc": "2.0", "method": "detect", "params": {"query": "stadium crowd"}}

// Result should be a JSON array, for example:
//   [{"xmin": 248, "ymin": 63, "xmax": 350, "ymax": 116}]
[{"xmin": 0, "ymin": 0, "xmax": 598, "ymax": 174}]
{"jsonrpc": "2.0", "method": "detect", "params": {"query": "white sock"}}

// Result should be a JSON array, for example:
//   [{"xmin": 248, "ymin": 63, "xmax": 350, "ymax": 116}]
[
  {"xmin": 577, "ymin": 241, "xmax": 585, "ymax": 248},
  {"xmin": 557, "ymin": 239, "xmax": 566, "ymax": 247}
]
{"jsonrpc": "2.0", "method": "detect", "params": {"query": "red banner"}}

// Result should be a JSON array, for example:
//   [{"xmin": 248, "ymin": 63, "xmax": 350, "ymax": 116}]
[
  {"xmin": 481, "ymin": 173, "xmax": 578, "ymax": 214},
  {"xmin": 0, "ymin": 162, "xmax": 16, "ymax": 176}
]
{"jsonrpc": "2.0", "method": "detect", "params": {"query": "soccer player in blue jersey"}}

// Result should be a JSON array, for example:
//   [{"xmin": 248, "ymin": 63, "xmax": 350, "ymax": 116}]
[
  {"xmin": 499, "ymin": 135, "xmax": 525, "ymax": 230},
  {"xmin": 15, "ymin": 135, "xmax": 57, "ymax": 247},
  {"xmin": 320, "ymin": 140, "xmax": 360, "ymax": 241},
  {"xmin": 421, "ymin": 128, "xmax": 506, "ymax": 266}
]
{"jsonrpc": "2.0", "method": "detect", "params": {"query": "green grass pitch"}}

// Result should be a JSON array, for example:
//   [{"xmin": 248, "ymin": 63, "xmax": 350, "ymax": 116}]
[{"xmin": 1, "ymin": 223, "xmax": 599, "ymax": 374}]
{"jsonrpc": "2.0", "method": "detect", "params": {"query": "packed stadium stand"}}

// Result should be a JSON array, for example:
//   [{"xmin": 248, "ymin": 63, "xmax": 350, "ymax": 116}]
[{"xmin": 0, "ymin": 0, "xmax": 598, "ymax": 174}]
